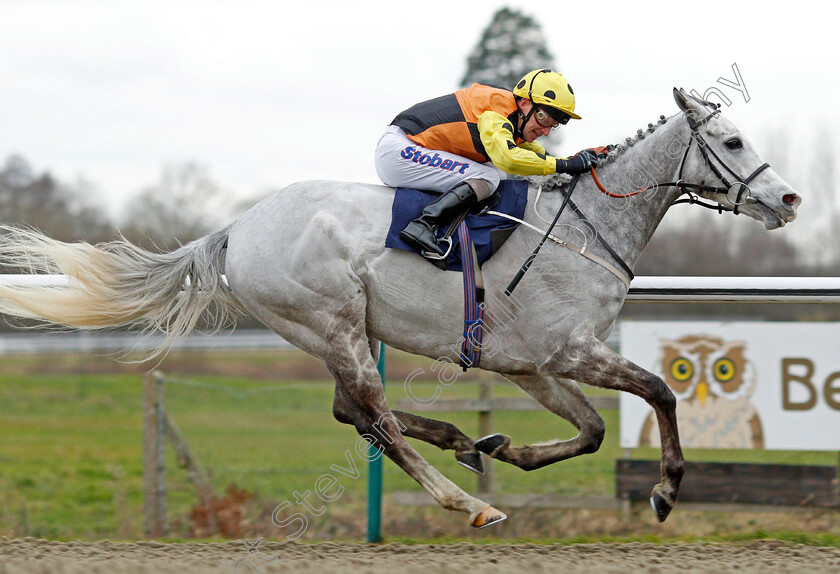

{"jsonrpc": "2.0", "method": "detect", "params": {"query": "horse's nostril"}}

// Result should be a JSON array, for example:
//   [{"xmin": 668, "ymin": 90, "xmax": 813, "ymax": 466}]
[{"xmin": 783, "ymin": 194, "xmax": 801, "ymax": 207}]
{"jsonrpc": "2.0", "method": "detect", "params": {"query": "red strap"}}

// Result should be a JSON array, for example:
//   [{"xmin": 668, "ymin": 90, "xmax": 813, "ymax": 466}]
[
  {"xmin": 591, "ymin": 167, "xmax": 644, "ymax": 198},
  {"xmin": 587, "ymin": 146, "xmax": 611, "ymax": 156}
]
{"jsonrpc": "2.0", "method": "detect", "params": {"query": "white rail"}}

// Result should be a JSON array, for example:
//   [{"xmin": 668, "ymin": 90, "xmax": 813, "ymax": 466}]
[
  {"xmin": 3, "ymin": 274, "xmax": 839, "ymax": 303},
  {"xmin": 625, "ymin": 276, "xmax": 840, "ymax": 303}
]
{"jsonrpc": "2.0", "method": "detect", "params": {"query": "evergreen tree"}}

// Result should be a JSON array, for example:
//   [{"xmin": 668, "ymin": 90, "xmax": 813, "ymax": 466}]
[
  {"xmin": 460, "ymin": 7, "xmax": 556, "ymax": 90},
  {"xmin": 461, "ymin": 8, "xmax": 561, "ymax": 147}
]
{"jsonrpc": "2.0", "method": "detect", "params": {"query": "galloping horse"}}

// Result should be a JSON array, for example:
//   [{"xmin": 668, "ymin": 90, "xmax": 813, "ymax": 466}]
[{"xmin": 0, "ymin": 89, "xmax": 800, "ymax": 528}]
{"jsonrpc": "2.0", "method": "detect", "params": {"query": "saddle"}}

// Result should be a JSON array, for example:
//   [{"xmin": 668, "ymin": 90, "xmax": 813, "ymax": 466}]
[{"xmin": 385, "ymin": 179, "xmax": 529, "ymax": 271}]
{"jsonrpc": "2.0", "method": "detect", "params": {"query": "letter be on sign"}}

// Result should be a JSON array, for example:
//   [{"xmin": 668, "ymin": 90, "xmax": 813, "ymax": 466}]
[
  {"xmin": 782, "ymin": 358, "xmax": 817, "ymax": 410},
  {"xmin": 823, "ymin": 372, "xmax": 840, "ymax": 410},
  {"xmin": 781, "ymin": 358, "xmax": 840, "ymax": 411}
]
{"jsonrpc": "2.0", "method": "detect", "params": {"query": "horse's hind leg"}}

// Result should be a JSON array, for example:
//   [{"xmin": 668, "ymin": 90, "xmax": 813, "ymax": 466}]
[
  {"xmin": 474, "ymin": 375, "xmax": 605, "ymax": 471},
  {"xmin": 326, "ymin": 297, "xmax": 503, "ymax": 528},
  {"xmin": 334, "ymin": 337, "xmax": 483, "ymax": 474},
  {"xmin": 333, "ymin": 390, "xmax": 484, "ymax": 474}
]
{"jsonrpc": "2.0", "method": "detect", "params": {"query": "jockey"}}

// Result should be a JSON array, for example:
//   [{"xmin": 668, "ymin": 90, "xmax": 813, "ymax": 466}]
[{"xmin": 375, "ymin": 68, "xmax": 598, "ymax": 258}]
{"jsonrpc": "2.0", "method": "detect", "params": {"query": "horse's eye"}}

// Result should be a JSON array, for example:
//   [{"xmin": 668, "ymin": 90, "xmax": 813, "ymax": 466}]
[{"xmin": 725, "ymin": 138, "xmax": 743, "ymax": 150}]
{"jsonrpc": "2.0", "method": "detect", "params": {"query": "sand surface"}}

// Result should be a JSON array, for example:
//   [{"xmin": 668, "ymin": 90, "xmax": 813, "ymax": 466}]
[{"xmin": 2, "ymin": 538, "xmax": 840, "ymax": 573}]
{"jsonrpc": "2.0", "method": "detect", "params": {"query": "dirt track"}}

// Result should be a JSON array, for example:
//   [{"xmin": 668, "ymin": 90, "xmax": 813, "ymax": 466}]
[{"xmin": 2, "ymin": 538, "xmax": 839, "ymax": 573}]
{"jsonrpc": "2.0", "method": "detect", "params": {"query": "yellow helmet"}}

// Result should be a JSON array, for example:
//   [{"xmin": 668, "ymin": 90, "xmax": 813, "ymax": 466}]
[{"xmin": 513, "ymin": 69, "xmax": 581, "ymax": 120}]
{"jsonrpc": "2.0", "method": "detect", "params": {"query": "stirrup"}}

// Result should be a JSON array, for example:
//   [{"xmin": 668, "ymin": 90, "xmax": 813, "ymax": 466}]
[
  {"xmin": 473, "ymin": 191, "xmax": 501, "ymax": 216},
  {"xmin": 421, "ymin": 236, "xmax": 453, "ymax": 260}
]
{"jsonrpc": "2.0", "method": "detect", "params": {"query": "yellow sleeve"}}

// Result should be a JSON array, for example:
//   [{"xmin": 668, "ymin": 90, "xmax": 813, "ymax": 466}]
[
  {"xmin": 519, "ymin": 141, "xmax": 548, "ymax": 155},
  {"xmin": 477, "ymin": 111, "xmax": 557, "ymax": 176}
]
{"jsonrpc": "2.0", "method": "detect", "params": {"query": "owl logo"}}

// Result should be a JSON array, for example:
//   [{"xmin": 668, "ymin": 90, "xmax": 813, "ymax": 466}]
[{"xmin": 639, "ymin": 334, "xmax": 764, "ymax": 449}]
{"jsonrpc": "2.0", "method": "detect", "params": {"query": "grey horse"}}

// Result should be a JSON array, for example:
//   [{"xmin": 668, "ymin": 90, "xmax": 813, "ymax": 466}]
[{"xmin": 0, "ymin": 88, "xmax": 800, "ymax": 529}]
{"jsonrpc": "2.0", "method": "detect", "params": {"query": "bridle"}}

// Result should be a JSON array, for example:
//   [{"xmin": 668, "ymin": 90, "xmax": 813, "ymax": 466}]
[
  {"xmin": 591, "ymin": 102, "xmax": 771, "ymax": 214},
  {"xmin": 505, "ymin": 99, "xmax": 775, "ymax": 295},
  {"xmin": 673, "ymin": 103, "xmax": 770, "ymax": 212},
  {"xmin": 550, "ymin": 102, "xmax": 772, "ymax": 286}
]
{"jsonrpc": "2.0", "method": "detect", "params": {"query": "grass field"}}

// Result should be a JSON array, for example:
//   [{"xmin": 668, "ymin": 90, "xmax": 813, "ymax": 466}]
[{"xmin": 0, "ymin": 348, "xmax": 838, "ymax": 542}]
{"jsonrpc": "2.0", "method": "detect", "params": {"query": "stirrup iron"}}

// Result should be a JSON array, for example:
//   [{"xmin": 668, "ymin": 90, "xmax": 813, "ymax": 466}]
[{"xmin": 421, "ymin": 236, "xmax": 453, "ymax": 260}]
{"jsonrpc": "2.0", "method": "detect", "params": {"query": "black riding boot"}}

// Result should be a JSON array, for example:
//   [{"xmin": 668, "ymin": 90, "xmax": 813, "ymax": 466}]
[{"xmin": 400, "ymin": 183, "xmax": 478, "ymax": 257}]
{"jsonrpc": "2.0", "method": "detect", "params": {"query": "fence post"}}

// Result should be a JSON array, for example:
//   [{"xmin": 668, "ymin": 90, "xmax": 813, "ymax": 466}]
[
  {"xmin": 477, "ymin": 378, "xmax": 495, "ymax": 494},
  {"xmin": 164, "ymin": 411, "xmax": 214, "ymax": 506},
  {"xmin": 367, "ymin": 343, "xmax": 385, "ymax": 543},
  {"xmin": 621, "ymin": 448, "xmax": 633, "ymax": 521},
  {"xmin": 143, "ymin": 371, "xmax": 167, "ymax": 537}
]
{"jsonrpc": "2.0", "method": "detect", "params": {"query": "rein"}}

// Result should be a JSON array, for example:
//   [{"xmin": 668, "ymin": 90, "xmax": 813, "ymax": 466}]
[
  {"xmin": 591, "ymin": 106, "xmax": 771, "ymax": 212},
  {"xmin": 506, "ymin": 103, "xmax": 774, "ymax": 291},
  {"xmin": 505, "ymin": 174, "xmax": 580, "ymax": 296}
]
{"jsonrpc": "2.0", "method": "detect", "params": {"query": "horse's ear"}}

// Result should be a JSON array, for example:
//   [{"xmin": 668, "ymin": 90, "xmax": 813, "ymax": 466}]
[{"xmin": 673, "ymin": 87, "xmax": 691, "ymax": 112}]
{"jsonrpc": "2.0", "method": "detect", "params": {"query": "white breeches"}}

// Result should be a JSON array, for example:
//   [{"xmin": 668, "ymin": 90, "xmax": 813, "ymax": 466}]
[{"xmin": 374, "ymin": 125, "xmax": 505, "ymax": 200}]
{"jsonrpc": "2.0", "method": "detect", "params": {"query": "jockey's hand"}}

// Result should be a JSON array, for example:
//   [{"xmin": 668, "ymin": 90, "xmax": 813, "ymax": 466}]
[
  {"xmin": 576, "ymin": 149, "xmax": 601, "ymax": 167},
  {"xmin": 555, "ymin": 151, "xmax": 595, "ymax": 175}
]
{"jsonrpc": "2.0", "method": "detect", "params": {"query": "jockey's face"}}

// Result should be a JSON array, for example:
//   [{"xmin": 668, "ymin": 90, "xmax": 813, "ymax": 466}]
[{"xmin": 518, "ymin": 99, "xmax": 554, "ymax": 142}]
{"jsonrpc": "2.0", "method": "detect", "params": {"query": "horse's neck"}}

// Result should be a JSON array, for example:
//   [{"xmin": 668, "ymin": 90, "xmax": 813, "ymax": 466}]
[{"xmin": 531, "ymin": 115, "xmax": 690, "ymax": 271}]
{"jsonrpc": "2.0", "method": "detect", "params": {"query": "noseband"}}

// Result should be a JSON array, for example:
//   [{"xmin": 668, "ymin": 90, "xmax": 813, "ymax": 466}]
[{"xmin": 674, "ymin": 104, "xmax": 771, "ymax": 213}]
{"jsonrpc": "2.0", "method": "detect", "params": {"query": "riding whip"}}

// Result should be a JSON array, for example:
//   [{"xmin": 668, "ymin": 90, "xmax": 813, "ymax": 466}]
[{"xmin": 505, "ymin": 174, "xmax": 580, "ymax": 296}]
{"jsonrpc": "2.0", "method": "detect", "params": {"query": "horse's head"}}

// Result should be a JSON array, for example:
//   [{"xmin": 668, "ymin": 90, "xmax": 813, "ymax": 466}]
[{"xmin": 673, "ymin": 87, "xmax": 801, "ymax": 229}]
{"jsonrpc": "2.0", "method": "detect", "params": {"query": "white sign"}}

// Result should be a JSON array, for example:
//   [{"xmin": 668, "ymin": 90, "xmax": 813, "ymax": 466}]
[{"xmin": 620, "ymin": 321, "xmax": 840, "ymax": 451}]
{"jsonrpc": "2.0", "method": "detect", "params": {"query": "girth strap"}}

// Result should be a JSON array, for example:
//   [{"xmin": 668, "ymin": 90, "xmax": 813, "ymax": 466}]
[{"xmin": 457, "ymin": 221, "xmax": 484, "ymax": 371}]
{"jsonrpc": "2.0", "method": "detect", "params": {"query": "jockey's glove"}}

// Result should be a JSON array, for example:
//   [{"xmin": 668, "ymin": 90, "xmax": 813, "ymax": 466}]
[
  {"xmin": 555, "ymin": 150, "xmax": 598, "ymax": 175},
  {"xmin": 577, "ymin": 149, "xmax": 601, "ymax": 166}
]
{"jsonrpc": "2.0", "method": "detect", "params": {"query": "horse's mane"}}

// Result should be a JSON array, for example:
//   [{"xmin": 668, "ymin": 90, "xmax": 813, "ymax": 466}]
[{"xmin": 527, "ymin": 112, "xmax": 681, "ymax": 192}]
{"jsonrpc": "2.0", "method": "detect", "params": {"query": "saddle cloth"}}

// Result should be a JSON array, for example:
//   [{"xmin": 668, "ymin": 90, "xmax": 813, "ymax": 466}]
[{"xmin": 385, "ymin": 179, "xmax": 529, "ymax": 271}]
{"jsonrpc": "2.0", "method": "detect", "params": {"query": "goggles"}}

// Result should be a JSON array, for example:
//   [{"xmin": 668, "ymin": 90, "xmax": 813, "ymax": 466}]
[{"xmin": 534, "ymin": 107, "xmax": 570, "ymax": 130}]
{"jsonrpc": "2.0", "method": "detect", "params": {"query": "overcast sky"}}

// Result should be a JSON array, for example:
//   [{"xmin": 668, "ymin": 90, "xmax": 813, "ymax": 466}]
[{"xmin": 2, "ymin": 0, "xmax": 838, "ymax": 220}]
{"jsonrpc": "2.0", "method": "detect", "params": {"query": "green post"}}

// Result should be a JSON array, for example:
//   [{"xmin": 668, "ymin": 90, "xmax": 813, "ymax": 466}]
[{"xmin": 367, "ymin": 342, "xmax": 385, "ymax": 543}]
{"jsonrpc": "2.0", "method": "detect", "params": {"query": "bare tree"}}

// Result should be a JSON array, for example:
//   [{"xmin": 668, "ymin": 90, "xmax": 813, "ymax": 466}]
[
  {"xmin": 0, "ymin": 154, "xmax": 115, "ymax": 243},
  {"xmin": 120, "ymin": 162, "xmax": 231, "ymax": 250},
  {"xmin": 639, "ymin": 216, "xmax": 805, "ymax": 276},
  {"xmin": 808, "ymin": 126, "xmax": 839, "ymax": 266}
]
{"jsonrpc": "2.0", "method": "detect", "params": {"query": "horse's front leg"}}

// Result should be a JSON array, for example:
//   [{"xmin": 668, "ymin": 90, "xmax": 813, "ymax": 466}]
[
  {"xmin": 547, "ymin": 332, "xmax": 685, "ymax": 522},
  {"xmin": 391, "ymin": 411, "xmax": 484, "ymax": 474}
]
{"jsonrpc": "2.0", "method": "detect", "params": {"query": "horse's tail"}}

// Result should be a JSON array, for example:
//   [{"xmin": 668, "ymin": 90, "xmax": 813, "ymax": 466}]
[{"xmin": 0, "ymin": 225, "xmax": 242, "ymax": 359}]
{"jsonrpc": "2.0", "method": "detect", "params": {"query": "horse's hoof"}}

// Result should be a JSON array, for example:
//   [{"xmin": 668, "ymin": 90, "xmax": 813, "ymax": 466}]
[
  {"xmin": 456, "ymin": 451, "xmax": 484, "ymax": 475},
  {"xmin": 650, "ymin": 491, "xmax": 673, "ymax": 523},
  {"xmin": 469, "ymin": 505, "xmax": 507, "ymax": 529},
  {"xmin": 474, "ymin": 433, "xmax": 509, "ymax": 456}
]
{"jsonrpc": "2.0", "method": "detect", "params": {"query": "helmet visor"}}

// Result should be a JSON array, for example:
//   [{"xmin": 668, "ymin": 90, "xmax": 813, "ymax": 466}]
[
  {"xmin": 534, "ymin": 106, "xmax": 569, "ymax": 129},
  {"xmin": 540, "ymin": 106, "xmax": 572, "ymax": 126}
]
